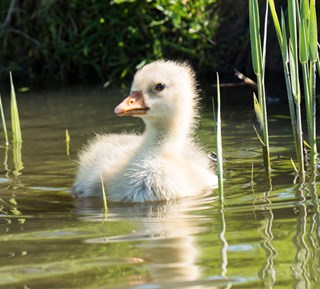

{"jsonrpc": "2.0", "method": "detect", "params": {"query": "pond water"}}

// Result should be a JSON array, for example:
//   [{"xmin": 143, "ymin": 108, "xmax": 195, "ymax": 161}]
[{"xmin": 0, "ymin": 86, "xmax": 319, "ymax": 289}]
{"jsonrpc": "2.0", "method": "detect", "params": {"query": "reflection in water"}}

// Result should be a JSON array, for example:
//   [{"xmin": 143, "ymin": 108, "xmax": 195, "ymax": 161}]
[
  {"xmin": 258, "ymin": 206, "xmax": 277, "ymax": 289},
  {"xmin": 292, "ymin": 184, "xmax": 320, "ymax": 289},
  {"xmin": 252, "ymin": 174, "xmax": 277, "ymax": 289},
  {"xmin": 2, "ymin": 145, "xmax": 9, "ymax": 177},
  {"xmin": 219, "ymin": 203, "xmax": 228, "ymax": 278},
  {"xmin": 75, "ymin": 197, "xmax": 209, "ymax": 287},
  {"xmin": 251, "ymin": 180, "xmax": 320, "ymax": 289},
  {"xmin": 293, "ymin": 202, "xmax": 310, "ymax": 289},
  {"xmin": 13, "ymin": 141, "xmax": 24, "ymax": 176},
  {"xmin": 1, "ymin": 142, "xmax": 24, "ymax": 177},
  {"xmin": 309, "ymin": 185, "xmax": 320, "ymax": 249}
]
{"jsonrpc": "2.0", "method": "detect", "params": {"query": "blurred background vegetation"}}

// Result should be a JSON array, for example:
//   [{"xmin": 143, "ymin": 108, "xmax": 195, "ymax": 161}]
[{"xmin": 0, "ymin": 0, "xmax": 318, "ymax": 89}]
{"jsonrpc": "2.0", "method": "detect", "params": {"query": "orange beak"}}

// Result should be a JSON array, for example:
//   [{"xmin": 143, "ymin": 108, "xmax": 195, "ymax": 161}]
[{"xmin": 114, "ymin": 91, "xmax": 149, "ymax": 117}]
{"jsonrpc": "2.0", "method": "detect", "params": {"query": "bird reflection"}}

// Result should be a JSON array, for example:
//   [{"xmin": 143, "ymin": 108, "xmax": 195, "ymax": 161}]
[{"xmin": 74, "ymin": 195, "xmax": 215, "ymax": 287}]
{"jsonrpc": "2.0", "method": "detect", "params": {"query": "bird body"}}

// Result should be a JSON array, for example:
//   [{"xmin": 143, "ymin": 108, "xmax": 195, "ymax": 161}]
[{"xmin": 73, "ymin": 60, "xmax": 217, "ymax": 202}]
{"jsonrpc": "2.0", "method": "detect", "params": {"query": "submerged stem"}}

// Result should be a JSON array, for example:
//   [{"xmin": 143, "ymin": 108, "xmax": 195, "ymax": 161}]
[
  {"xmin": 257, "ymin": 74, "xmax": 271, "ymax": 176},
  {"xmin": 309, "ymin": 62, "xmax": 317, "ymax": 179},
  {"xmin": 295, "ymin": 104, "xmax": 306, "ymax": 182}
]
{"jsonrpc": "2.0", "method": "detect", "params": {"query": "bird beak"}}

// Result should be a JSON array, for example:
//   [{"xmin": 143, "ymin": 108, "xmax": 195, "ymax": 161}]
[{"xmin": 114, "ymin": 91, "xmax": 149, "ymax": 117}]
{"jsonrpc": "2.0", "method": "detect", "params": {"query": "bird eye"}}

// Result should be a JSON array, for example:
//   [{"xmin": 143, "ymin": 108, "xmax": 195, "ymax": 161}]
[{"xmin": 155, "ymin": 83, "xmax": 166, "ymax": 92}]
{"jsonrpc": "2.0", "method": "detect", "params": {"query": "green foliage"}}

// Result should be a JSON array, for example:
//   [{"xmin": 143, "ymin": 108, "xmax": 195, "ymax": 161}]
[
  {"xmin": 268, "ymin": 0, "xmax": 319, "ymax": 181},
  {"xmin": 0, "ymin": 0, "xmax": 217, "ymax": 85},
  {"xmin": 101, "ymin": 176, "xmax": 108, "ymax": 220},
  {"xmin": 249, "ymin": 0, "xmax": 263, "ymax": 76},
  {"xmin": 249, "ymin": 0, "xmax": 271, "ymax": 176},
  {"xmin": 10, "ymin": 72, "xmax": 22, "ymax": 143},
  {"xmin": 215, "ymin": 73, "xmax": 223, "ymax": 199},
  {"xmin": 309, "ymin": 0, "xmax": 318, "ymax": 62}
]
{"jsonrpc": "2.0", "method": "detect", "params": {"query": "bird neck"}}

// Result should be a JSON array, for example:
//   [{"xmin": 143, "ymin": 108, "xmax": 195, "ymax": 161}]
[{"xmin": 142, "ymin": 113, "xmax": 193, "ymax": 152}]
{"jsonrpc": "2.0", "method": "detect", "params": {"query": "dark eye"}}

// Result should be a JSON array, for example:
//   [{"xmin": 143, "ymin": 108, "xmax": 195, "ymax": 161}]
[{"xmin": 155, "ymin": 83, "xmax": 166, "ymax": 92}]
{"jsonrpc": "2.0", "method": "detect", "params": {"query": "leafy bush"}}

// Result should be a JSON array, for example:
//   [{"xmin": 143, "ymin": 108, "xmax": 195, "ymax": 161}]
[{"xmin": 0, "ymin": 0, "xmax": 218, "ymax": 86}]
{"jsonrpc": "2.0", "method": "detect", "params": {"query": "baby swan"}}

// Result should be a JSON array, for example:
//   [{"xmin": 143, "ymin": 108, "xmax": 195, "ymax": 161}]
[{"xmin": 73, "ymin": 60, "xmax": 217, "ymax": 202}]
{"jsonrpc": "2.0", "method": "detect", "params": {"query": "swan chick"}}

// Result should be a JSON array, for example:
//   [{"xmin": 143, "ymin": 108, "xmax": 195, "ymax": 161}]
[{"xmin": 73, "ymin": 60, "xmax": 217, "ymax": 202}]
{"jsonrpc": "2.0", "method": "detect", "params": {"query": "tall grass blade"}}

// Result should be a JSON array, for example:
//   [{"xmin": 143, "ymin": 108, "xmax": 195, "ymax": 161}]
[
  {"xmin": 268, "ymin": 0, "xmax": 305, "ymax": 181},
  {"xmin": 100, "ymin": 175, "xmax": 108, "ymax": 219},
  {"xmin": 308, "ymin": 60, "xmax": 318, "ymax": 179},
  {"xmin": 299, "ymin": 0, "xmax": 309, "ymax": 63},
  {"xmin": 290, "ymin": 35, "xmax": 305, "ymax": 180},
  {"xmin": 253, "ymin": 93, "xmax": 263, "ymax": 128},
  {"xmin": 216, "ymin": 73, "xmax": 223, "ymax": 200},
  {"xmin": 309, "ymin": 0, "xmax": 320, "ymax": 173},
  {"xmin": 280, "ymin": 9, "xmax": 289, "ymax": 63},
  {"xmin": 288, "ymin": 0, "xmax": 300, "ymax": 103},
  {"xmin": 295, "ymin": 104, "xmax": 306, "ymax": 181},
  {"xmin": 290, "ymin": 158, "xmax": 299, "ymax": 174},
  {"xmin": 0, "ymin": 94, "xmax": 9, "ymax": 146},
  {"xmin": 299, "ymin": 0, "xmax": 318, "ymax": 179},
  {"xmin": 253, "ymin": 125, "xmax": 266, "ymax": 147},
  {"xmin": 65, "ymin": 129, "xmax": 70, "ymax": 156},
  {"xmin": 289, "ymin": 44, "xmax": 300, "ymax": 103},
  {"xmin": 262, "ymin": 2, "xmax": 269, "ymax": 80},
  {"xmin": 267, "ymin": 0, "xmax": 282, "ymax": 45},
  {"xmin": 249, "ymin": 0, "xmax": 263, "ymax": 76},
  {"xmin": 249, "ymin": 0, "xmax": 271, "ymax": 176},
  {"xmin": 10, "ymin": 72, "xmax": 22, "ymax": 143},
  {"xmin": 212, "ymin": 97, "xmax": 217, "ymax": 136}
]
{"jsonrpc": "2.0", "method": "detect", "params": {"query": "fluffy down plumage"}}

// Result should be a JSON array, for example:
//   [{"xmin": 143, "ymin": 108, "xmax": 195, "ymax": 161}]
[{"xmin": 73, "ymin": 60, "xmax": 217, "ymax": 202}]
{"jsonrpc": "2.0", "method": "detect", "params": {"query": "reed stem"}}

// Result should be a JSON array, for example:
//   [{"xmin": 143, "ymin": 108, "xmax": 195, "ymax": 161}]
[
  {"xmin": 249, "ymin": 0, "xmax": 271, "ymax": 176},
  {"xmin": 268, "ymin": 0, "xmax": 306, "ymax": 181},
  {"xmin": 100, "ymin": 176, "xmax": 108, "ymax": 219},
  {"xmin": 65, "ymin": 129, "xmax": 71, "ymax": 156},
  {"xmin": 257, "ymin": 74, "xmax": 271, "ymax": 174},
  {"xmin": 216, "ymin": 73, "xmax": 224, "ymax": 200},
  {"xmin": 309, "ymin": 62, "xmax": 317, "ymax": 179},
  {"xmin": 9, "ymin": 72, "xmax": 22, "ymax": 143}
]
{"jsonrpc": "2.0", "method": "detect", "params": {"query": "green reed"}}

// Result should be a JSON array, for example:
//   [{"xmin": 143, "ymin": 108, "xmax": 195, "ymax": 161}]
[
  {"xmin": 300, "ymin": 0, "xmax": 318, "ymax": 179},
  {"xmin": 65, "ymin": 129, "xmax": 71, "ymax": 156},
  {"xmin": 268, "ymin": 0, "xmax": 318, "ymax": 181},
  {"xmin": 215, "ymin": 73, "xmax": 224, "ymax": 200},
  {"xmin": 0, "ymin": 94, "xmax": 9, "ymax": 146},
  {"xmin": 10, "ymin": 72, "xmax": 22, "ymax": 144},
  {"xmin": 249, "ymin": 0, "xmax": 271, "ymax": 175},
  {"xmin": 100, "ymin": 176, "xmax": 108, "ymax": 219}
]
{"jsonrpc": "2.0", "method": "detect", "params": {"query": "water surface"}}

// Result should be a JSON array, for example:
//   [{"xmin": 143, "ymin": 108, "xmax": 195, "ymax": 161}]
[{"xmin": 0, "ymin": 87, "xmax": 319, "ymax": 289}]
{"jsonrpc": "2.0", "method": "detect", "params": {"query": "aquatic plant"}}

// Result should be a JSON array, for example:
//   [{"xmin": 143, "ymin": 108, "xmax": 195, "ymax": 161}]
[
  {"xmin": 268, "ymin": 0, "xmax": 318, "ymax": 181},
  {"xmin": 299, "ymin": 0, "xmax": 318, "ymax": 179},
  {"xmin": 268, "ymin": 1, "xmax": 305, "ymax": 181},
  {"xmin": 0, "ymin": 93, "xmax": 9, "ymax": 146},
  {"xmin": 10, "ymin": 72, "xmax": 22, "ymax": 144},
  {"xmin": 249, "ymin": 0, "xmax": 271, "ymax": 175},
  {"xmin": 101, "ymin": 176, "xmax": 108, "ymax": 219},
  {"xmin": 65, "ymin": 129, "xmax": 70, "ymax": 156},
  {"xmin": 215, "ymin": 73, "xmax": 224, "ymax": 199}
]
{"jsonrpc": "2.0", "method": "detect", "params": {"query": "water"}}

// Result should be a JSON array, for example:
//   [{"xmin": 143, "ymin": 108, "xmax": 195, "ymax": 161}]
[{"xmin": 0, "ymin": 87, "xmax": 319, "ymax": 289}]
